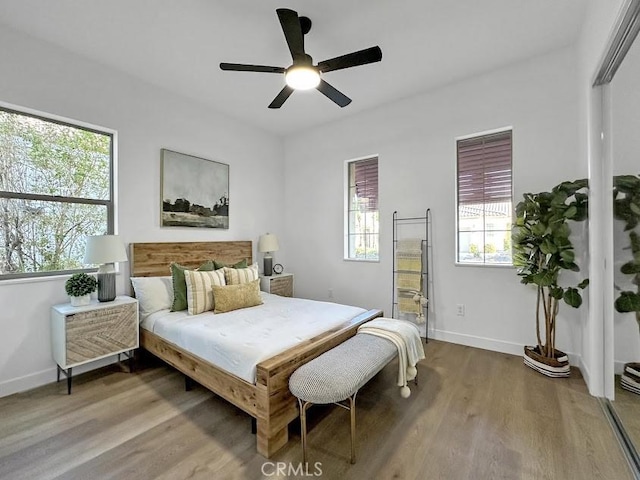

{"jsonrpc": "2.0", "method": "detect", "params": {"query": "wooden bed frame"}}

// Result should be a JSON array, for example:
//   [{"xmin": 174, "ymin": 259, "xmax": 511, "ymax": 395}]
[{"xmin": 130, "ymin": 241, "xmax": 382, "ymax": 458}]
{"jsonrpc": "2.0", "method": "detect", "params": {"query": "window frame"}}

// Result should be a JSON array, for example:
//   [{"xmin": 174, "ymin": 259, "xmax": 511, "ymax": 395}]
[
  {"xmin": 454, "ymin": 127, "xmax": 513, "ymax": 267},
  {"xmin": 0, "ymin": 101, "xmax": 116, "ymax": 280},
  {"xmin": 344, "ymin": 155, "xmax": 380, "ymax": 262}
]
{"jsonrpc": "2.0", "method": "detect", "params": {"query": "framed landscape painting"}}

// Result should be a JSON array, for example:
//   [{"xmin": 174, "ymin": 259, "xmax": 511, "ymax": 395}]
[{"xmin": 161, "ymin": 149, "xmax": 229, "ymax": 229}]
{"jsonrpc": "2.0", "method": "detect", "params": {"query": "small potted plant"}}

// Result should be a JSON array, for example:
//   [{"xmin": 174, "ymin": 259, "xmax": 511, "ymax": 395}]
[{"xmin": 65, "ymin": 273, "xmax": 97, "ymax": 306}]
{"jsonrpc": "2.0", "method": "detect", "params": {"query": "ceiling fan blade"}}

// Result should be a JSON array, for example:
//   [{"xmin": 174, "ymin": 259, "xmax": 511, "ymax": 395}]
[
  {"xmin": 268, "ymin": 85, "xmax": 295, "ymax": 109},
  {"xmin": 317, "ymin": 46, "xmax": 382, "ymax": 73},
  {"xmin": 316, "ymin": 80, "xmax": 352, "ymax": 107},
  {"xmin": 277, "ymin": 8, "xmax": 305, "ymax": 61},
  {"xmin": 220, "ymin": 63, "xmax": 285, "ymax": 74}
]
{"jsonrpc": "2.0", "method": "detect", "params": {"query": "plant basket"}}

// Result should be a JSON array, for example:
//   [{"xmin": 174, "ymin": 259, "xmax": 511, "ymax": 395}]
[
  {"xmin": 523, "ymin": 346, "xmax": 570, "ymax": 378},
  {"xmin": 620, "ymin": 362, "xmax": 640, "ymax": 395}
]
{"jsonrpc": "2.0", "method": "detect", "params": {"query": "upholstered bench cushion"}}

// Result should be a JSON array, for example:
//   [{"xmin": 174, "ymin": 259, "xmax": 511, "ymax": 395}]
[{"xmin": 289, "ymin": 334, "xmax": 397, "ymax": 404}]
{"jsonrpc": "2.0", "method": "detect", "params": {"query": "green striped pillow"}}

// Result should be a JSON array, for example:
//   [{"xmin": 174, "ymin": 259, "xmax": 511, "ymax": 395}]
[{"xmin": 184, "ymin": 269, "xmax": 226, "ymax": 315}]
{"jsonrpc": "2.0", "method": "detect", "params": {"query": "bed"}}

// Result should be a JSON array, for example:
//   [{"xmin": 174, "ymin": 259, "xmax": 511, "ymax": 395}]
[{"xmin": 130, "ymin": 241, "xmax": 382, "ymax": 458}]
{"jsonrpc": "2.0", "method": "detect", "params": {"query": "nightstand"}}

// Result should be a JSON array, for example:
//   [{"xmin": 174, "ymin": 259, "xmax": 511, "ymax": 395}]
[
  {"xmin": 51, "ymin": 295, "xmax": 139, "ymax": 394},
  {"xmin": 260, "ymin": 273, "xmax": 294, "ymax": 297}
]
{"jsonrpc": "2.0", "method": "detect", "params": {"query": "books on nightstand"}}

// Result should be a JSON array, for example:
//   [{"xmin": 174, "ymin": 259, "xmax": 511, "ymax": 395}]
[{"xmin": 621, "ymin": 362, "xmax": 640, "ymax": 395}]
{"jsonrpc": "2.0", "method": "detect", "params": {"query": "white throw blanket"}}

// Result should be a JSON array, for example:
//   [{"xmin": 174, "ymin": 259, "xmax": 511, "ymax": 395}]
[{"xmin": 358, "ymin": 318, "xmax": 426, "ymax": 397}]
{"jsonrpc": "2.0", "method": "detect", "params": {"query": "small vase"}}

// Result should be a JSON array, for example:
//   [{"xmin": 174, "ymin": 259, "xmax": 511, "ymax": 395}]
[{"xmin": 70, "ymin": 294, "xmax": 91, "ymax": 307}]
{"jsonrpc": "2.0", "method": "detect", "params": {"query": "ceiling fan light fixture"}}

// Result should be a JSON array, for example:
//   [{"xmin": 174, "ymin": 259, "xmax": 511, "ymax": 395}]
[{"xmin": 285, "ymin": 66, "xmax": 320, "ymax": 90}]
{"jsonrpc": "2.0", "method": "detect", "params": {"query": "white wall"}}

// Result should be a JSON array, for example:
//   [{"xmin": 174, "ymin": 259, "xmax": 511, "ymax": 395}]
[
  {"xmin": 577, "ymin": 0, "xmax": 626, "ymax": 396},
  {"xmin": 0, "ymin": 25, "xmax": 284, "ymax": 396},
  {"xmin": 611, "ymin": 32, "xmax": 640, "ymax": 372},
  {"xmin": 283, "ymin": 48, "xmax": 585, "ymax": 360}
]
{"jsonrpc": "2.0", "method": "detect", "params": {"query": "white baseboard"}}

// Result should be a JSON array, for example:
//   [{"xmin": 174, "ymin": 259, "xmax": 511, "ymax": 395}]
[
  {"xmin": 0, "ymin": 356, "xmax": 118, "ymax": 399},
  {"xmin": 429, "ymin": 328, "xmax": 583, "ymax": 375}
]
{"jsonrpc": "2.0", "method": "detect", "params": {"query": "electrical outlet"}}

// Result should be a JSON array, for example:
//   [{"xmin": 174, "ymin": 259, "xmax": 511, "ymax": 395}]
[
  {"xmin": 328, "ymin": 288, "xmax": 334, "ymax": 299},
  {"xmin": 456, "ymin": 304, "xmax": 465, "ymax": 316}
]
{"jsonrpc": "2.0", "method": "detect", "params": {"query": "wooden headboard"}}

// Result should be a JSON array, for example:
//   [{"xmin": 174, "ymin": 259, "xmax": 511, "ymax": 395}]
[{"xmin": 129, "ymin": 241, "xmax": 253, "ymax": 277}]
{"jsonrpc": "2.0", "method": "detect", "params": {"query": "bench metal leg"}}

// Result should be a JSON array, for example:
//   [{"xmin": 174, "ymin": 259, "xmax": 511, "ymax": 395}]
[
  {"xmin": 349, "ymin": 392, "xmax": 358, "ymax": 464},
  {"xmin": 298, "ymin": 394, "xmax": 359, "ymax": 465},
  {"xmin": 298, "ymin": 398, "xmax": 312, "ymax": 465}
]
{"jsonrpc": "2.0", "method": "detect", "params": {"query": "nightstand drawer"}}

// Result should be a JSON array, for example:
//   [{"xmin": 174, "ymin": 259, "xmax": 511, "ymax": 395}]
[
  {"xmin": 269, "ymin": 276, "xmax": 293, "ymax": 297},
  {"xmin": 260, "ymin": 273, "xmax": 294, "ymax": 297},
  {"xmin": 65, "ymin": 302, "xmax": 138, "ymax": 364}
]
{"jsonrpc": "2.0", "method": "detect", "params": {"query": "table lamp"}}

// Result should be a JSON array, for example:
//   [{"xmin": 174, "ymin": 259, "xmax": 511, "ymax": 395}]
[
  {"xmin": 258, "ymin": 233, "xmax": 279, "ymax": 277},
  {"xmin": 84, "ymin": 235, "xmax": 128, "ymax": 302}
]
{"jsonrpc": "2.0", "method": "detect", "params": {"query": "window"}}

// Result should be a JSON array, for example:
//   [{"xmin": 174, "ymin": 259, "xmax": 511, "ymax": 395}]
[
  {"xmin": 456, "ymin": 129, "xmax": 512, "ymax": 265},
  {"xmin": 0, "ymin": 105, "xmax": 114, "ymax": 279},
  {"xmin": 345, "ymin": 157, "xmax": 379, "ymax": 261}
]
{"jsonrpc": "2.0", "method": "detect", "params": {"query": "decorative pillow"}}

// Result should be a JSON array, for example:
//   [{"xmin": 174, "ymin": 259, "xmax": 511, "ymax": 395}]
[
  {"xmin": 224, "ymin": 263, "xmax": 259, "ymax": 285},
  {"xmin": 184, "ymin": 269, "xmax": 226, "ymax": 315},
  {"xmin": 170, "ymin": 261, "xmax": 215, "ymax": 311},
  {"xmin": 212, "ymin": 279, "xmax": 263, "ymax": 313},
  {"xmin": 130, "ymin": 276, "xmax": 174, "ymax": 320},
  {"xmin": 213, "ymin": 258, "xmax": 248, "ymax": 270}
]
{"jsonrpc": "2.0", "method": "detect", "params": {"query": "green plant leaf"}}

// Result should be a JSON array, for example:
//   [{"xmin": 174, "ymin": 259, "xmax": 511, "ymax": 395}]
[
  {"xmin": 540, "ymin": 239, "xmax": 557, "ymax": 255},
  {"xmin": 550, "ymin": 286, "xmax": 564, "ymax": 299},
  {"xmin": 532, "ymin": 223, "xmax": 547, "ymax": 236},
  {"xmin": 560, "ymin": 250, "xmax": 575, "ymax": 263},
  {"xmin": 620, "ymin": 261, "xmax": 640, "ymax": 275},
  {"xmin": 564, "ymin": 205, "xmax": 577, "ymax": 219},
  {"xmin": 577, "ymin": 278, "xmax": 590, "ymax": 289},
  {"xmin": 532, "ymin": 270, "xmax": 556, "ymax": 286},
  {"xmin": 631, "ymin": 203, "xmax": 640, "ymax": 216},
  {"xmin": 614, "ymin": 291, "xmax": 640, "ymax": 313},
  {"xmin": 563, "ymin": 288, "xmax": 582, "ymax": 308}
]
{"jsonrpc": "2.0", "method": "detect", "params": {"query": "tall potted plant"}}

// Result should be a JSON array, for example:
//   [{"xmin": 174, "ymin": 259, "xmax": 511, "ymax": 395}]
[
  {"xmin": 613, "ymin": 174, "xmax": 640, "ymax": 392},
  {"xmin": 512, "ymin": 179, "xmax": 589, "ymax": 377}
]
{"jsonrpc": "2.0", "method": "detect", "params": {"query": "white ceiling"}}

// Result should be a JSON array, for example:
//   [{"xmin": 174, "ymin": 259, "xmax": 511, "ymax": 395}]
[{"xmin": 0, "ymin": 0, "xmax": 586, "ymax": 136}]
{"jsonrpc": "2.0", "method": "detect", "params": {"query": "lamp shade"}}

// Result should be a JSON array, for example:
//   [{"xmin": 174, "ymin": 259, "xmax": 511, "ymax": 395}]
[
  {"xmin": 258, "ymin": 233, "xmax": 279, "ymax": 253},
  {"xmin": 84, "ymin": 235, "xmax": 128, "ymax": 265}
]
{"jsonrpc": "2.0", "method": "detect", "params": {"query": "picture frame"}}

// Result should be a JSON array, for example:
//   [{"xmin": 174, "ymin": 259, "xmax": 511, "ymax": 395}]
[{"xmin": 160, "ymin": 149, "xmax": 229, "ymax": 229}]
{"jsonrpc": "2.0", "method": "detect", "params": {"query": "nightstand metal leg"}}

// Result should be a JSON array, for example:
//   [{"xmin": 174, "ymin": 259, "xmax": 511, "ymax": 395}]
[{"xmin": 56, "ymin": 365, "xmax": 72, "ymax": 394}]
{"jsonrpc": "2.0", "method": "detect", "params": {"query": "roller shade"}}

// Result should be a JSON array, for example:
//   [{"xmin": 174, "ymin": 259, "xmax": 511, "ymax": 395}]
[
  {"xmin": 353, "ymin": 157, "xmax": 378, "ymax": 209},
  {"xmin": 457, "ymin": 131, "xmax": 512, "ymax": 205}
]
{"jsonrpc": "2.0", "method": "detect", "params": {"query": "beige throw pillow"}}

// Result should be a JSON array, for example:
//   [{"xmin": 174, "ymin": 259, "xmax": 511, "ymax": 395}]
[
  {"xmin": 184, "ymin": 269, "xmax": 226, "ymax": 315},
  {"xmin": 224, "ymin": 263, "xmax": 259, "ymax": 285},
  {"xmin": 212, "ymin": 279, "xmax": 263, "ymax": 313}
]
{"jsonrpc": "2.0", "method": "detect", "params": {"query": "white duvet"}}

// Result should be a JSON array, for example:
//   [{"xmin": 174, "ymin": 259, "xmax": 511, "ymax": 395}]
[{"xmin": 141, "ymin": 292, "xmax": 367, "ymax": 383}]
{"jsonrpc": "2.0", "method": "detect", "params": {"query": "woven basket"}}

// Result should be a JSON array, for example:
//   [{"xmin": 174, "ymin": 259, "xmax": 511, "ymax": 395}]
[{"xmin": 523, "ymin": 345, "xmax": 570, "ymax": 378}]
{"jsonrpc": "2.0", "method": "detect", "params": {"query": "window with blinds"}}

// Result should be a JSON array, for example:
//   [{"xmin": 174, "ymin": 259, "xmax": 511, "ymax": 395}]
[
  {"xmin": 456, "ymin": 130, "xmax": 512, "ymax": 265},
  {"xmin": 345, "ymin": 157, "xmax": 379, "ymax": 261}
]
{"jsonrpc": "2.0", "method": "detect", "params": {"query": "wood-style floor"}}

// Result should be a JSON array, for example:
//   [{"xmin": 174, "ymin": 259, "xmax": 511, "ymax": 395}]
[
  {"xmin": 612, "ymin": 377, "xmax": 640, "ymax": 456},
  {"xmin": 0, "ymin": 341, "xmax": 632, "ymax": 480}
]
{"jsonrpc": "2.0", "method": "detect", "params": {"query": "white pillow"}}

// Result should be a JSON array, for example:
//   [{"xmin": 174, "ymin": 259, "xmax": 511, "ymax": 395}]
[{"xmin": 131, "ymin": 276, "xmax": 174, "ymax": 320}]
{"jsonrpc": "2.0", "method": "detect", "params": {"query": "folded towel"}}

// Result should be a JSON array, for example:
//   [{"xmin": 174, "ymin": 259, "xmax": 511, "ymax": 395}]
[
  {"xmin": 397, "ymin": 272, "xmax": 422, "ymax": 291},
  {"xmin": 358, "ymin": 318, "xmax": 425, "ymax": 398},
  {"xmin": 397, "ymin": 238, "xmax": 423, "ymax": 253},
  {"xmin": 398, "ymin": 294, "xmax": 422, "ymax": 315}
]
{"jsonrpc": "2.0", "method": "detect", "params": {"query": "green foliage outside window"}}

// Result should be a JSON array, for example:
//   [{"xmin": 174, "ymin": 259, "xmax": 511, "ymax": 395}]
[{"xmin": 0, "ymin": 108, "xmax": 112, "ymax": 277}]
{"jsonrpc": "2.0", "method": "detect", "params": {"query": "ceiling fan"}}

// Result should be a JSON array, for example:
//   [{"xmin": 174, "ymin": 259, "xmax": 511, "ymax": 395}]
[{"xmin": 220, "ymin": 8, "xmax": 382, "ymax": 109}]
